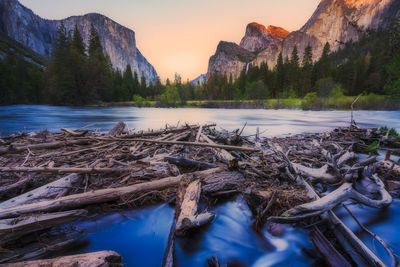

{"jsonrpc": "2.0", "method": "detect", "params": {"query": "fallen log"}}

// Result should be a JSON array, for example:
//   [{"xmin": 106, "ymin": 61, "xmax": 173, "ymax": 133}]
[
  {"xmin": 292, "ymin": 163, "xmax": 338, "ymax": 184},
  {"xmin": 0, "ymin": 139, "xmax": 91, "ymax": 155},
  {"xmin": 124, "ymin": 123, "xmax": 216, "ymax": 138},
  {"xmin": 0, "ymin": 166, "xmax": 145, "ymax": 174},
  {"xmin": 200, "ymin": 133, "xmax": 239, "ymax": 168},
  {"xmin": 0, "ymin": 209, "xmax": 87, "ymax": 245},
  {"xmin": 162, "ymin": 221, "xmax": 176, "ymax": 267},
  {"xmin": 175, "ymin": 180, "xmax": 215, "ymax": 236},
  {"xmin": 0, "ymin": 250, "xmax": 122, "ymax": 267},
  {"xmin": 0, "ymin": 168, "xmax": 223, "ymax": 219},
  {"xmin": 165, "ymin": 156, "xmax": 216, "ymax": 170},
  {"xmin": 0, "ymin": 173, "xmax": 81, "ymax": 209}
]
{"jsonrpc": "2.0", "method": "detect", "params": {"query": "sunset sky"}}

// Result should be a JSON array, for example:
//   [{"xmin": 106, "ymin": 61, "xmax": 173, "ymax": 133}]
[{"xmin": 20, "ymin": 0, "xmax": 320, "ymax": 81}]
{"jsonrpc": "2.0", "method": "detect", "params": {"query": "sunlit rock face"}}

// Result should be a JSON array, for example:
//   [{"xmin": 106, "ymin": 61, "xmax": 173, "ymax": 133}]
[
  {"xmin": 0, "ymin": 0, "xmax": 157, "ymax": 82},
  {"xmin": 240, "ymin": 22, "xmax": 289, "ymax": 53},
  {"xmin": 282, "ymin": 0, "xmax": 400, "ymax": 61},
  {"xmin": 205, "ymin": 0, "xmax": 399, "ymax": 79}
]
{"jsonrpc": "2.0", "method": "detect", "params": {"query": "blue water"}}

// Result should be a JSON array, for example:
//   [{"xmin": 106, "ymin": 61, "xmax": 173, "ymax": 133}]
[
  {"xmin": 1, "ymin": 105, "xmax": 399, "ymax": 137},
  {"xmin": 73, "ymin": 196, "xmax": 317, "ymax": 267}
]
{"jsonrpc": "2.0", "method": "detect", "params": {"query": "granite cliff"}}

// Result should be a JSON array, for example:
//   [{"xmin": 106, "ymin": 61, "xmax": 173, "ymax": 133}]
[{"xmin": 0, "ymin": 0, "xmax": 157, "ymax": 82}]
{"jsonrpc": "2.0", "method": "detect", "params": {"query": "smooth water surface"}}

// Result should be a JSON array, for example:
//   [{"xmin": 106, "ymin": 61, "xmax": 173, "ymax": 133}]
[{"xmin": 1, "ymin": 105, "xmax": 399, "ymax": 136}]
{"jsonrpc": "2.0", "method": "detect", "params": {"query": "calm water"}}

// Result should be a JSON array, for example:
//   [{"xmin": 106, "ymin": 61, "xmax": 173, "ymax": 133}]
[
  {"xmin": 1, "ymin": 105, "xmax": 399, "ymax": 266},
  {"xmin": 1, "ymin": 105, "xmax": 400, "ymax": 136}
]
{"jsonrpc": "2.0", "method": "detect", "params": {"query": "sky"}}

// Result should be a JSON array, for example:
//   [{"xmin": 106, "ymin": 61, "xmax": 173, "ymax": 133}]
[{"xmin": 19, "ymin": 0, "xmax": 320, "ymax": 81}]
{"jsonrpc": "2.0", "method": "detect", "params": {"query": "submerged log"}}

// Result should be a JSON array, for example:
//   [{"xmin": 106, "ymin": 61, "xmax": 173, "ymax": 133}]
[
  {"xmin": 0, "ymin": 173, "xmax": 81, "ymax": 209},
  {"xmin": 162, "ymin": 221, "xmax": 176, "ymax": 267},
  {"xmin": 0, "ymin": 250, "xmax": 122, "ymax": 267},
  {"xmin": 0, "ymin": 210, "xmax": 87, "ymax": 245},
  {"xmin": 175, "ymin": 180, "xmax": 215, "ymax": 236},
  {"xmin": 0, "ymin": 168, "xmax": 223, "ymax": 219}
]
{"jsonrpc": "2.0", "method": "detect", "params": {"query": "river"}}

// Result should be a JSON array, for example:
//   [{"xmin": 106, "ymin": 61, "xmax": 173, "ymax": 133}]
[{"xmin": 1, "ymin": 105, "xmax": 399, "ymax": 266}]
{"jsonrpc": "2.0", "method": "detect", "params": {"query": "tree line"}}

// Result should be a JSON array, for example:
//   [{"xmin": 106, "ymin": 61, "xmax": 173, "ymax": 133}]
[{"xmin": 0, "ymin": 19, "xmax": 399, "ymax": 106}]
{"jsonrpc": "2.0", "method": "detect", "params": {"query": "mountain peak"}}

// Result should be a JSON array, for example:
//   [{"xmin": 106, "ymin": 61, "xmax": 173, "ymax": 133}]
[
  {"xmin": 240, "ymin": 22, "xmax": 288, "ymax": 53},
  {"xmin": 266, "ymin": 25, "xmax": 290, "ymax": 39}
]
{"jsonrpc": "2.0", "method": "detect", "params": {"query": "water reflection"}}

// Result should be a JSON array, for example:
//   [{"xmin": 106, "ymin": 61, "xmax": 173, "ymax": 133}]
[{"xmin": 1, "ymin": 105, "xmax": 399, "ymax": 137}]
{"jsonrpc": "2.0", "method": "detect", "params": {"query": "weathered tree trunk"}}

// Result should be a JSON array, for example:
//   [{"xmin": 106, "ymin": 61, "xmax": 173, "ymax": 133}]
[
  {"xmin": 0, "ymin": 168, "xmax": 223, "ymax": 219},
  {"xmin": 175, "ymin": 180, "xmax": 215, "ymax": 236},
  {"xmin": 0, "ymin": 251, "xmax": 122, "ymax": 267},
  {"xmin": 0, "ymin": 174, "xmax": 81, "ymax": 209},
  {"xmin": 0, "ymin": 166, "xmax": 145, "ymax": 174},
  {"xmin": 200, "ymin": 134, "xmax": 239, "ymax": 168}
]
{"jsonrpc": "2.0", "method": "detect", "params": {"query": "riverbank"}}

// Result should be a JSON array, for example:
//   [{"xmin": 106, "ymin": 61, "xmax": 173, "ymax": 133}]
[{"xmin": 100, "ymin": 94, "xmax": 400, "ymax": 110}]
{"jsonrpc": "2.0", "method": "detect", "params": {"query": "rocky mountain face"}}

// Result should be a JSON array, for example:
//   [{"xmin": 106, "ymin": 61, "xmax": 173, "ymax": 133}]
[
  {"xmin": 205, "ymin": 0, "xmax": 399, "ymax": 79},
  {"xmin": 207, "ymin": 24, "xmax": 288, "ymax": 78},
  {"xmin": 282, "ymin": 0, "xmax": 400, "ymax": 60},
  {"xmin": 207, "ymin": 41, "xmax": 256, "ymax": 78},
  {"xmin": 0, "ymin": 0, "xmax": 157, "ymax": 82},
  {"xmin": 240, "ymin": 23, "xmax": 289, "ymax": 53}
]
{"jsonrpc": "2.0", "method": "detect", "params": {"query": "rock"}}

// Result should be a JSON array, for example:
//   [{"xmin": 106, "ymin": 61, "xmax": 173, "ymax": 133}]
[
  {"xmin": 240, "ymin": 22, "xmax": 289, "ymax": 53},
  {"xmin": 207, "ymin": 41, "xmax": 256, "ymax": 79},
  {"xmin": 0, "ymin": 0, "xmax": 157, "ymax": 82}
]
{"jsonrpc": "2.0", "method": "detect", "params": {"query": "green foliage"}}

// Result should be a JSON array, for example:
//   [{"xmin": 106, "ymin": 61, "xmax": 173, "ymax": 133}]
[
  {"xmin": 302, "ymin": 92, "xmax": 322, "ymax": 110},
  {"xmin": 363, "ymin": 141, "xmax": 380, "ymax": 154},
  {"xmin": 159, "ymin": 85, "xmax": 181, "ymax": 106}
]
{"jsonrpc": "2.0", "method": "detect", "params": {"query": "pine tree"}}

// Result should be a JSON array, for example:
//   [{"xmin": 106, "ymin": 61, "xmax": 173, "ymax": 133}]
[
  {"xmin": 122, "ymin": 65, "xmax": 134, "ymax": 100},
  {"xmin": 301, "ymin": 44, "xmax": 313, "ymax": 96},
  {"xmin": 140, "ymin": 73, "xmax": 147, "ymax": 97},
  {"xmin": 275, "ymin": 52, "xmax": 284, "ymax": 98},
  {"xmin": 290, "ymin": 45, "xmax": 300, "ymax": 96},
  {"xmin": 71, "ymin": 25, "xmax": 85, "ymax": 55}
]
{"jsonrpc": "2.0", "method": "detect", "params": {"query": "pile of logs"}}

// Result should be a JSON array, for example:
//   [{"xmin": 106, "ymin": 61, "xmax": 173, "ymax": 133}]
[{"xmin": 0, "ymin": 121, "xmax": 399, "ymax": 266}]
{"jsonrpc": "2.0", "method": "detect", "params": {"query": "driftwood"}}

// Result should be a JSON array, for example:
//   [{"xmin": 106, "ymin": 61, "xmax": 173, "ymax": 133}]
[
  {"xmin": 0, "ymin": 139, "xmax": 91, "ymax": 155},
  {"xmin": 0, "ymin": 166, "xmax": 145, "ymax": 174},
  {"xmin": 108, "ymin": 121, "xmax": 126, "ymax": 136},
  {"xmin": 165, "ymin": 156, "xmax": 216, "ymax": 170},
  {"xmin": 0, "ymin": 251, "xmax": 122, "ymax": 267},
  {"xmin": 60, "ymin": 128, "xmax": 88, "ymax": 137},
  {"xmin": 0, "ymin": 210, "xmax": 87, "ymax": 245},
  {"xmin": 124, "ymin": 123, "xmax": 216, "ymax": 138},
  {"xmin": 162, "ymin": 221, "xmax": 176, "ymax": 267},
  {"xmin": 0, "ymin": 174, "xmax": 81, "ymax": 209},
  {"xmin": 175, "ymin": 180, "xmax": 215, "ymax": 236},
  {"xmin": 94, "ymin": 136, "xmax": 259, "ymax": 153},
  {"xmin": 0, "ymin": 176, "xmax": 31, "ymax": 196},
  {"xmin": 200, "ymin": 133, "xmax": 239, "ymax": 168},
  {"xmin": 0, "ymin": 168, "xmax": 223, "ymax": 219}
]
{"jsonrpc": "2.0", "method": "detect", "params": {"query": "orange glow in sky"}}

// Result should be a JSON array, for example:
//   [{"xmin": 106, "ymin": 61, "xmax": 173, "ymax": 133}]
[{"xmin": 19, "ymin": 0, "xmax": 320, "ymax": 81}]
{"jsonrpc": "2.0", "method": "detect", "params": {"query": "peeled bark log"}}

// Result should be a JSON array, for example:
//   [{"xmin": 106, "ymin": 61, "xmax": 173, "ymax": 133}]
[
  {"xmin": 0, "ymin": 210, "xmax": 87, "ymax": 245},
  {"xmin": 292, "ymin": 163, "xmax": 338, "ymax": 184},
  {"xmin": 283, "ymin": 178, "xmax": 392, "ymax": 218},
  {"xmin": 0, "ymin": 251, "xmax": 122, "ymax": 267},
  {"xmin": 175, "ymin": 180, "xmax": 215, "ymax": 236},
  {"xmin": 0, "ymin": 168, "xmax": 223, "ymax": 219},
  {"xmin": 0, "ymin": 174, "xmax": 81, "ymax": 209}
]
